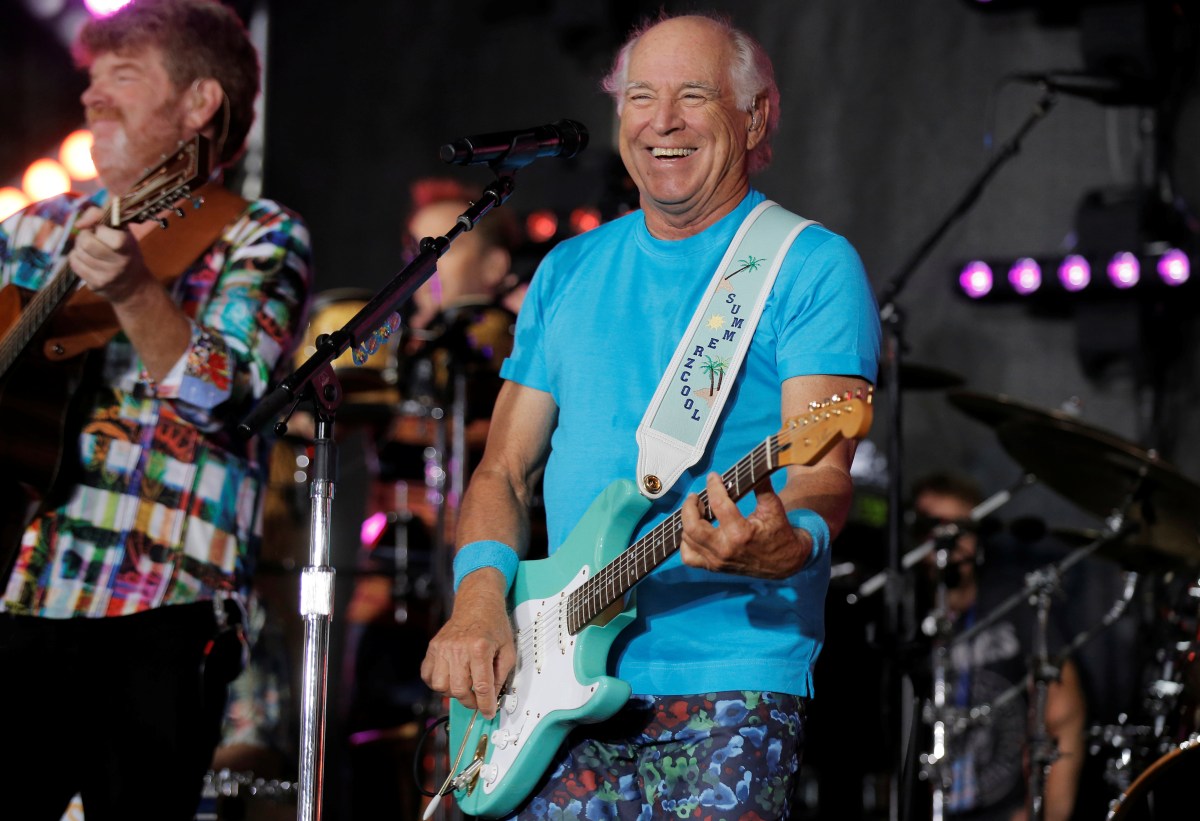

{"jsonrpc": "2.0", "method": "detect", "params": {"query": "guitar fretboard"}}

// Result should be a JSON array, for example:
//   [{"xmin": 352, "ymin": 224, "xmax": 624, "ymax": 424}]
[
  {"xmin": 565, "ymin": 434, "xmax": 781, "ymax": 635},
  {"xmin": 0, "ymin": 259, "xmax": 83, "ymax": 376}
]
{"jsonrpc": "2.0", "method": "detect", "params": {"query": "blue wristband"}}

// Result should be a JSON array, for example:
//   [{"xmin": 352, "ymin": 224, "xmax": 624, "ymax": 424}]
[
  {"xmin": 786, "ymin": 509, "xmax": 830, "ymax": 567},
  {"xmin": 453, "ymin": 540, "xmax": 520, "ymax": 593}
]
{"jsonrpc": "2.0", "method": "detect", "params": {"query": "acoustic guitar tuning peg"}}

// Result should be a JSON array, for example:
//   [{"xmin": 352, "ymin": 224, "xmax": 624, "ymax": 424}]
[
  {"xmin": 174, "ymin": 207, "xmax": 186, "ymax": 218},
  {"xmin": 158, "ymin": 217, "xmax": 170, "ymax": 229}
]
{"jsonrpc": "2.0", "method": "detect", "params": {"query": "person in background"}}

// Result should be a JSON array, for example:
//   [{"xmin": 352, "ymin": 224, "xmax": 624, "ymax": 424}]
[
  {"xmin": 0, "ymin": 1, "xmax": 312, "ymax": 818},
  {"xmin": 404, "ymin": 176, "xmax": 525, "ymax": 331},
  {"xmin": 420, "ymin": 11, "xmax": 880, "ymax": 819},
  {"xmin": 909, "ymin": 472, "xmax": 1087, "ymax": 821}
]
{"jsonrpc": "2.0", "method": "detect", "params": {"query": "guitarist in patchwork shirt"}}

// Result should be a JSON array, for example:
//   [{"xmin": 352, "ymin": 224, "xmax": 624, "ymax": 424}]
[
  {"xmin": 0, "ymin": 2, "xmax": 312, "ymax": 819},
  {"xmin": 420, "ymin": 11, "xmax": 880, "ymax": 820}
]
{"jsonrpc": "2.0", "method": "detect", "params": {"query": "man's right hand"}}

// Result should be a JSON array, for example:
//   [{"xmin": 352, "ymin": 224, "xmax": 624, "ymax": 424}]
[{"xmin": 420, "ymin": 568, "xmax": 515, "ymax": 719}]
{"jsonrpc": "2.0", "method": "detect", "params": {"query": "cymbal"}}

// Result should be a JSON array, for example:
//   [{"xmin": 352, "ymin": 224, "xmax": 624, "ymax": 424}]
[
  {"xmin": 946, "ymin": 389, "xmax": 1097, "ymax": 431},
  {"xmin": 997, "ymin": 418, "xmax": 1200, "ymax": 566},
  {"xmin": 878, "ymin": 362, "xmax": 965, "ymax": 391},
  {"xmin": 1051, "ymin": 527, "xmax": 1184, "ymax": 574}
]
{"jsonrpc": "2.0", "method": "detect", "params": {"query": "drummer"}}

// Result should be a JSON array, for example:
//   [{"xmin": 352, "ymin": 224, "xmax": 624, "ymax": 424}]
[
  {"xmin": 404, "ymin": 176, "xmax": 525, "ymax": 332},
  {"xmin": 909, "ymin": 471, "xmax": 1087, "ymax": 821},
  {"xmin": 378, "ymin": 178, "xmax": 525, "ymax": 534}
]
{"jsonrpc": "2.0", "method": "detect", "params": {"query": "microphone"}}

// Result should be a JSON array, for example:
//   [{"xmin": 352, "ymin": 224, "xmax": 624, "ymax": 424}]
[
  {"xmin": 440, "ymin": 119, "xmax": 589, "ymax": 169},
  {"xmin": 1012, "ymin": 71, "xmax": 1157, "ymax": 105}
]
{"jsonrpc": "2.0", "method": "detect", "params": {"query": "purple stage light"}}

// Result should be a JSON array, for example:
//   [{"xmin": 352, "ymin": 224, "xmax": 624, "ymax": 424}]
[
  {"xmin": 83, "ymin": 0, "xmax": 131, "ymax": 17},
  {"xmin": 959, "ymin": 261, "xmax": 993, "ymax": 299},
  {"xmin": 1157, "ymin": 249, "xmax": 1190, "ymax": 286},
  {"xmin": 1106, "ymin": 252, "xmax": 1140, "ymax": 289},
  {"xmin": 1057, "ymin": 255, "xmax": 1091, "ymax": 292},
  {"xmin": 1008, "ymin": 258, "xmax": 1042, "ymax": 295}
]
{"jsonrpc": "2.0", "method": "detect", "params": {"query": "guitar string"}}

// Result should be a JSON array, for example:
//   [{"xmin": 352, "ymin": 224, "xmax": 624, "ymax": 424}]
[{"xmin": 511, "ymin": 435, "xmax": 781, "ymax": 664}]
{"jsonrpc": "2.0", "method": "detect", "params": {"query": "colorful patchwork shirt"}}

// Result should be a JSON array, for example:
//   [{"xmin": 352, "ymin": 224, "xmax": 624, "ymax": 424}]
[{"xmin": 0, "ymin": 189, "xmax": 312, "ymax": 618}]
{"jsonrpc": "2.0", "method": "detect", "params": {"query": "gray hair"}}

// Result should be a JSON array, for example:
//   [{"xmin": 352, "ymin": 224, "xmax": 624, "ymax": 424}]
[{"xmin": 600, "ymin": 12, "xmax": 780, "ymax": 175}]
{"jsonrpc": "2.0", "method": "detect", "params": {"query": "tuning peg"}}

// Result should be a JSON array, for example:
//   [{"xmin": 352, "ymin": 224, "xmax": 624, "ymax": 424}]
[
  {"xmin": 158, "ymin": 217, "xmax": 170, "ymax": 229},
  {"xmin": 174, "ymin": 207, "xmax": 186, "ymax": 218}
]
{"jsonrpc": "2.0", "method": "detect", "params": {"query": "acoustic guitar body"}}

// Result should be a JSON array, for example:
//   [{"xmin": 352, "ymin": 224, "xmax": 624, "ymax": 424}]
[{"xmin": 0, "ymin": 283, "xmax": 95, "ymax": 577}]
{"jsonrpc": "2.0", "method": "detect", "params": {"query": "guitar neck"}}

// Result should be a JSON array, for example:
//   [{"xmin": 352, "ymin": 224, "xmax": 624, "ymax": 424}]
[
  {"xmin": 0, "ymin": 258, "xmax": 82, "ymax": 378},
  {"xmin": 566, "ymin": 434, "xmax": 782, "ymax": 634}
]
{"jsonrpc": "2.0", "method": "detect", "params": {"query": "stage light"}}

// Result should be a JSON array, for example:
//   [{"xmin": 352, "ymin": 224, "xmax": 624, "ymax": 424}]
[
  {"xmin": 959, "ymin": 261, "xmax": 993, "ymax": 299},
  {"xmin": 23, "ymin": 0, "xmax": 67, "ymax": 18},
  {"xmin": 569, "ymin": 206, "xmax": 601, "ymax": 234},
  {"xmin": 83, "ymin": 0, "xmax": 132, "ymax": 16},
  {"xmin": 1106, "ymin": 251, "xmax": 1139, "ymax": 289},
  {"xmin": 360, "ymin": 511, "xmax": 389, "ymax": 548},
  {"xmin": 1057, "ymin": 255, "xmax": 1091, "ymax": 292},
  {"xmin": 0, "ymin": 187, "xmax": 31, "ymax": 222},
  {"xmin": 1008, "ymin": 257, "xmax": 1041, "ymax": 295},
  {"xmin": 60, "ymin": 129, "xmax": 96, "ymax": 181},
  {"xmin": 22, "ymin": 158, "xmax": 71, "ymax": 202},
  {"xmin": 1157, "ymin": 249, "xmax": 1190, "ymax": 286},
  {"xmin": 525, "ymin": 210, "xmax": 558, "ymax": 244}
]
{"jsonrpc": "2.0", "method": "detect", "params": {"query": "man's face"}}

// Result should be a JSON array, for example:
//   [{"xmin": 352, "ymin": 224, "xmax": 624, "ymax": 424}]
[
  {"xmin": 407, "ymin": 199, "xmax": 499, "ymax": 322},
  {"xmin": 617, "ymin": 17, "xmax": 761, "ymax": 237},
  {"xmin": 81, "ymin": 46, "xmax": 191, "ymax": 195},
  {"xmin": 915, "ymin": 490, "xmax": 978, "ymax": 587}
]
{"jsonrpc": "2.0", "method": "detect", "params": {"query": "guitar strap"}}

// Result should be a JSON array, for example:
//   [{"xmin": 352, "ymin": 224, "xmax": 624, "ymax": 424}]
[
  {"xmin": 42, "ymin": 182, "xmax": 249, "ymax": 361},
  {"xmin": 634, "ymin": 201, "xmax": 814, "ymax": 500}
]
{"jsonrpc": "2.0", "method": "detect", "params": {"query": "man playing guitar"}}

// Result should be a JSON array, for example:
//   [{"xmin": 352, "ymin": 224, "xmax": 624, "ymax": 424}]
[
  {"xmin": 420, "ymin": 11, "xmax": 880, "ymax": 819},
  {"xmin": 0, "ymin": 2, "xmax": 312, "ymax": 818}
]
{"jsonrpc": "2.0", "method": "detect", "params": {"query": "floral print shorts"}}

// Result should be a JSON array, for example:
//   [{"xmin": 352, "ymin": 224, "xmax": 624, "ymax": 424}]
[{"xmin": 512, "ymin": 690, "xmax": 808, "ymax": 821}]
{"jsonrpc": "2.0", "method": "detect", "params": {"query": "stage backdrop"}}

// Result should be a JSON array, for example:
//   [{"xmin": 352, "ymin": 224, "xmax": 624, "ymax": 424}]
[{"xmin": 262, "ymin": 0, "xmax": 1200, "ymax": 528}]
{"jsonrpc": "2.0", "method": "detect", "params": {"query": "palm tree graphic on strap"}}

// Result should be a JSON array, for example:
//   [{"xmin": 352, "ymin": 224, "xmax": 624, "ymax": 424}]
[
  {"xmin": 700, "ymin": 355, "xmax": 730, "ymax": 399},
  {"xmin": 724, "ymin": 254, "xmax": 763, "ymax": 281}
]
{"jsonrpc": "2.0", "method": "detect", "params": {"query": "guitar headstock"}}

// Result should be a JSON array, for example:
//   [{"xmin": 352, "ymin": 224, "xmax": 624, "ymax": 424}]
[
  {"xmin": 776, "ymin": 386, "xmax": 874, "ymax": 468},
  {"xmin": 108, "ymin": 134, "xmax": 212, "ymax": 229}
]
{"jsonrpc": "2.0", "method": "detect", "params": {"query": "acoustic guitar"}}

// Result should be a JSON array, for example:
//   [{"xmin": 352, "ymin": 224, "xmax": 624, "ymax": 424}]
[{"xmin": 0, "ymin": 135, "xmax": 211, "ymax": 566}]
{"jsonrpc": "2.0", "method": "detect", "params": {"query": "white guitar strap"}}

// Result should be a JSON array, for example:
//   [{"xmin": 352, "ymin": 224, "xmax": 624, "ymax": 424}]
[{"xmin": 635, "ymin": 201, "xmax": 815, "ymax": 499}]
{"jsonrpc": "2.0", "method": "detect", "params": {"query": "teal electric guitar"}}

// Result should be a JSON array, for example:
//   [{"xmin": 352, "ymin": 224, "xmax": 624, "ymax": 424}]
[{"xmin": 437, "ymin": 390, "xmax": 873, "ymax": 818}]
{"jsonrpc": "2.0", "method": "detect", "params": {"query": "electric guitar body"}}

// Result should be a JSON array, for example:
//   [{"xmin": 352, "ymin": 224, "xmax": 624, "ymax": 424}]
[{"xmin": 448, "ymin": 479, "xmax": 649, "ymax": 816}]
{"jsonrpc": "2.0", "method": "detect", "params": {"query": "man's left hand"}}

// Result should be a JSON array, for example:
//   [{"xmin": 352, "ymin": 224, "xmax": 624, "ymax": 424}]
[{"xmin": 679, "ymin": 472, "xmax": 812, "ymax": 578}]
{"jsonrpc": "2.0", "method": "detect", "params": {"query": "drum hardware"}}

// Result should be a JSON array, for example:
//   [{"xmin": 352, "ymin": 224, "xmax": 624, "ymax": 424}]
[
  {"xmin": 202, "ymin": 768, "xmax": 299, "ymax": 802},
  {"xmin": 948, "ymin": 390, "xmax": 1200, "ymax": 568},
  {"xmin": 916, "ymin": 476, "xmax": 1038, "ymax": 819},
  {"xmin": 942, "ymin": 390, "xmax": 1200, "ymax": 818},
  {"xmin": 1104, "ymin": 734, "xmax": 1200, "ymax": 820},
  {"xmin": 853, "ymin": 473, "xmax": 1037, "ymax": 604},
  {"xmin": 922, "ymin": 512, "xmax": 1139, "ymax": 821}
]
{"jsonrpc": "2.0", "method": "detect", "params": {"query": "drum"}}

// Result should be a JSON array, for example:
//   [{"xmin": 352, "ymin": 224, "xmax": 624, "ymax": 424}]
[
  {"xmin": 295, "ymin": 288, "xmax": 402, "ymax": 415},
  {"xmin": 1107, "ymin": 736, "xmax": 1200, "ymax": 819}
]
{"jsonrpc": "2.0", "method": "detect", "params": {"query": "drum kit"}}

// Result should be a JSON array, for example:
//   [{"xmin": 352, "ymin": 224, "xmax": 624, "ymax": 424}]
[{"xmin": 859, "ymin": 373, "xmax": 1200, "ymax": 820}]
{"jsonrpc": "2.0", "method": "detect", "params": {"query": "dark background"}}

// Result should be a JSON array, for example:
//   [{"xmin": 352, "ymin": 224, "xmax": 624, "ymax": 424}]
[
  {"xmin": 5, "ymin": 1, "xmax": 1200, "ymax": 819},
  {"xmin": 6, "ymin": 0, "xmax": 1200, "ymax": 497}
]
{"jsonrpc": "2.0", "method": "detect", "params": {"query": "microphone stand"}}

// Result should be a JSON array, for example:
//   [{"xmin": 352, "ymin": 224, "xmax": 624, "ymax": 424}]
[
  {"xmin": 238, "ymin": 171, "xmax": 523, "ymax": 821},
  {"xmin": 872, "ymin": 90, "xmax": 1058, "ymax": 821}
]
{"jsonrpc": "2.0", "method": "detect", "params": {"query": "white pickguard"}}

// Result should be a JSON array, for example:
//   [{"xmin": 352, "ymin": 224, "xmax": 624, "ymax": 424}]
[{"xmin": 481, "ymin": 566, "xmax": 597, "ymax": 795}]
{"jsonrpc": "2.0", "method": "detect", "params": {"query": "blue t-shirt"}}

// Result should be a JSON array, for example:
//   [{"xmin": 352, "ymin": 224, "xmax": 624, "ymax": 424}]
[{"xmin": 500, "ymin": 189, "xmax": 880, "ymax": 696}]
